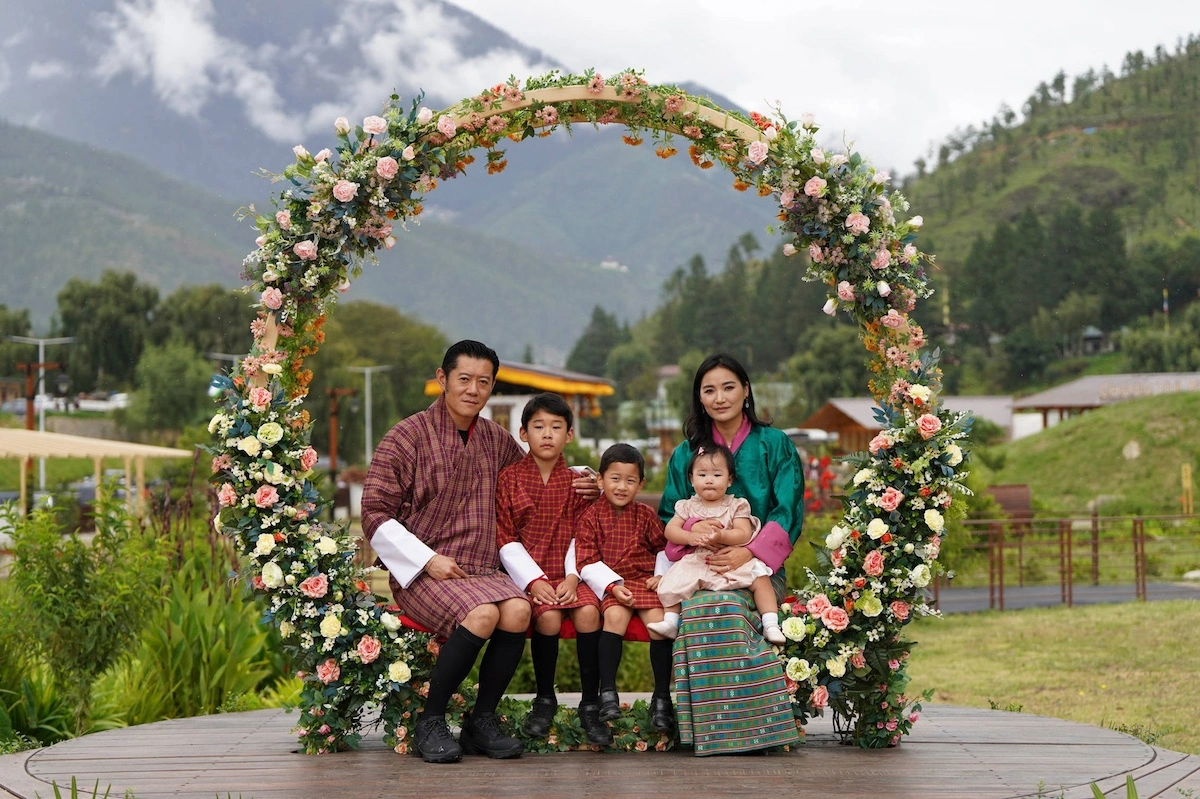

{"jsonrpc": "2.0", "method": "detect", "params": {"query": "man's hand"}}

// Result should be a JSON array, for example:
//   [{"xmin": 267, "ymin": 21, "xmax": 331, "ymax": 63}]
[
  {"xmin": 572, "ymin": 473, "xmax": 601, "ymax": 500},
  {"xmin": 425, "ymin": 554, "xmax": 468, "ymax": 580},
  {"xmin": 555, "ymin": 575, "xmax": 580, "ymax": 604},
  {"xmin": 611, "ymin": 584, "xmax": 634, "ymax": 607},
  {"xmin": 529, "ymin": 579, "xmax": 558, "ymax": 605},
  {"xmin": 645, "ymin": 575, "xmax": 662, "ymax": 591}
]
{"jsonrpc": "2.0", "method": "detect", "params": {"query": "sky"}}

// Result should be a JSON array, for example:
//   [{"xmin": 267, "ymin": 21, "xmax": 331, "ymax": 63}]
[{"xmin": 447, "ymin": 0, "xmax": 1198, "ymax": 175}]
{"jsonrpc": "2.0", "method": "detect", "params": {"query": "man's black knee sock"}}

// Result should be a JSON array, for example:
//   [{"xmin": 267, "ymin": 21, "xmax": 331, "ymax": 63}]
[
  {"xmin": 597, "ymin": 631, "xmax": 625, "ymax": 692},
  {"xmin": 474, "ymin": 629, "xmax": 527, "ymax": 715},
  {"xmin": 422, "ymin": 626, "xmax": 486, "ymax": 718},
  {"xmin": 530, "ymin": 632, "xmax": 559, "ymax": 699},
  {"xmin": 575, "ymin": 630, "xmax": 601, "ymax": 703},
  {"xmin": 649, "ymin": 638, "xmax": 673, "ymax": 699}
]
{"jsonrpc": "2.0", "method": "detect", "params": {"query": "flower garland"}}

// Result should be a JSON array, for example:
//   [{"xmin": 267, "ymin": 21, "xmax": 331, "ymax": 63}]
[{"xmin": 209, "ymin": 68, "xmax": 967, "ymax": 754}]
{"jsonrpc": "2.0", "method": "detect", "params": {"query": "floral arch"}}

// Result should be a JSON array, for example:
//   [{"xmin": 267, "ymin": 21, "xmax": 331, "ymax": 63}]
[{"xmin": 208, "ymin": 69, "xmax": 972, "ymax": 753}]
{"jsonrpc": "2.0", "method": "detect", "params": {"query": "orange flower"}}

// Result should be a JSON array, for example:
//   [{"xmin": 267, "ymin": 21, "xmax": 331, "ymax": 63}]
[
  {"xmin": 777, "ymin": 211, "xmax": 789, "ymax": 221},
  {"xmin": 622, "ymin": 135, "xmax": 643, "ymax": 146},
  {"xmin": 411, "ymin": 204, "xmax": 424, "ymax": 216},
  {"xmin": 655, "ymin": 146, "xmax": 677, "ymax": 159},
  {"xmin": 732, "ymin": 179, "xmax": 750, "ymax": 192},
  {"xmin": 757, "ymin": 184, "xmax": 773, "ymax": 197},
  {"xmin": 487, "ymin": 159, "xmax": 509, "ymax": 174},
  {"xmin": 687, "ymin": 144, "xmax": 702, "ymax": 165},
  {"xmin": 699, "ymin": 160, "xmax": 714, "ymax": 169}
]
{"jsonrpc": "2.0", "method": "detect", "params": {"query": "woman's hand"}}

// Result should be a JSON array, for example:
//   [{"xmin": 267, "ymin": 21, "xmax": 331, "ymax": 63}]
[{"xmin": 706, "ymin": 545, "xmax": 753, "ymax": 573}]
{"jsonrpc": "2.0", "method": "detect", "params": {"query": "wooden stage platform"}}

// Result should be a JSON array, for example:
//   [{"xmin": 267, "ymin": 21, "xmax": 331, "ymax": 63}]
[{"xmin": 1, "ymin": 703, "xmax": 1198, "ymax": 799}]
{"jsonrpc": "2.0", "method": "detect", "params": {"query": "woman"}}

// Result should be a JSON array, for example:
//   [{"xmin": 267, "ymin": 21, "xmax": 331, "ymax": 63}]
[{"xmin": 658, "ymin": 353, "xmax": 804, "ymax": 755}]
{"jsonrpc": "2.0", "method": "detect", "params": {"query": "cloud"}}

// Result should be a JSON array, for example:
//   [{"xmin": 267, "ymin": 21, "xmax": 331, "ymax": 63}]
[{"xmin": 27, "ymin": 61, "xmax": 73, "ymax": 81}]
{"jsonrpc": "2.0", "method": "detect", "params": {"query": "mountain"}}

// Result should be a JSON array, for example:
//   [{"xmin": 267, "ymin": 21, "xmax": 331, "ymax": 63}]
[{"xmin": 0, "ymin": 0, "xmax": 777, "ymax": 346}]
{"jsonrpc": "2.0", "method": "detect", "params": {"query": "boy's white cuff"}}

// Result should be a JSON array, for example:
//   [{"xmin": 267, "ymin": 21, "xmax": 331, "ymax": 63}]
[
  {"xmin": 371, "ymin": 519, "xmax": 436, "ymax": 589},
  {"xmin": 499, "ymin": 542, "xmax": 545, "ymax": 590},
  {"xmin": 654, "ymin": 550, "xmax": 672, "ymax": 577},
  {"xmin": 565, "ymin": 539, "xmax": 579, "ymax": 578},
  {"xmin": 580, "ymin": 561, "xmax": 622, "ymax": 596}
]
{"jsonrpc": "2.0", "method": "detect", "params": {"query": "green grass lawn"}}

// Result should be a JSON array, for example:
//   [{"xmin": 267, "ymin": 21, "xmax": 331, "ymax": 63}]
[{"xmin": 906, "ymin": 599, "xmax": 1200, "ymax": 755}]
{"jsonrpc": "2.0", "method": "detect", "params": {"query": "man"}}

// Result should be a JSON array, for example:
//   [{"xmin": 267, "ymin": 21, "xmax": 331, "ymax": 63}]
[{"xmin": 361, "ymin": 340, "xmax": 530, "ymax": 764}]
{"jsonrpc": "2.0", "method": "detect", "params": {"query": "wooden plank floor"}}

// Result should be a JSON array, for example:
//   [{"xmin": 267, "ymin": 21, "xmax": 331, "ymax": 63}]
[{"xmin": 2, "ymin": 703, "xmax": 1198, "ymax": 799}]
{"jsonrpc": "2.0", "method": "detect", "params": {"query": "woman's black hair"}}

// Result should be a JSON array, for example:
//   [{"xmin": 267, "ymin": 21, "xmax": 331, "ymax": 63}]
[
  {"xmin": 682, "ymin": 353, "xmax": 769, "ymax": 446},
  {"xmin": 687, "ymin": 443, "xmax": 736, "ymax": 482}
]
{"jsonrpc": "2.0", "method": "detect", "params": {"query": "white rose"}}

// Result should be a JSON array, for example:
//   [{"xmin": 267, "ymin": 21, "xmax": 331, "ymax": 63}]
[
  {"xmin": 945, "ymin": 443, "xmax": 964, "ymax": 466},
  {"xmin": 826, "ymin": 657, "xmax": 847, "ymax": 678},
  {"xmin": 257, "ymin": 422, "xmax": 284, "ymax": 446},
  {"xmin": 320, "ymin": 614, "xmax": 342, "ymax": 638},
  {"xmin": 825, "ymin": 526, "xmax": 847, "ymax": 550},
  {"xmin": 800, "ymin": 113, "xmax": 816, "ymax": 128},
  {"xmin": 279, "ymin": 621, "xmax": 294, "ymax": 638},
  {"xmin": 334, "ymin": 117, "xmax": 350, "ymax": 135},
  {"xmin": 762, "ymin": 125, "xmax": 777, "ymax": 141},
  {"xmin": 293, "ymin": 145, "xmax": 309, "ymax": 159},
  {"xmin": 388, "ymin": 661, "xmax": 412, "ymax": 683},
  {"xmin": 908, "ymin": 384, "xmax": 932, "ymax": 404},
  {"xmin": 810, "ymin": 148, "xmax": 826, "ymax": 164},
  {"xmin": 416, "ymin": 107, "xmax": 433, "ymax": 125},
  {"xmin": 208, "ymin": 413, "xmax": 225, "ymax": 434},
  {"xmin": 261, "ymin": 363, "xmax": 283, "ymax": 375},
  {"xmin": 261, "ymin": 461, "xmax": 287, "ymax": 485},
  {"xmin": 783, "ymin": 243, "xmax": 797, "ymax": 256},
  {"xmin": 853, "ymin": 468, "xmax": 874, "ymax": 485},
  {"xmin": 261, "ymin": 562, "xmax": 284, "ymax": 588},
  {"xmin": 829, "ymin": 153, "xmax": 848, "ymax": 167},
  {"xmin": 867, "ymin": 518, "xmax": 889, "ymax": 539},
  {"xmin": 911, "ymin": 564, "xmax": 932, "ymax": 587},
  {"xmin": 316, "ymin": 536, "xmax": 338, "ymax": 555},
  {"xmin": 822, "ymin": 298, "xmax": 838, "ymax": 316},
  {"xmin": 872, "ymin": 170, "xmax": 889, "ymax": 184},
  {"xmin": 254, "ymin": 533, "xmax": 276, "ymax": 556},
  {"xmin": 781, "ymin": 616, "xmax": 807, "ymax": 642},
  {"xmin": 904, "ymin": 543, "xmax": 915, "ymax": 554},
  {"xmin": 785, "ymin": 657, "xmax": 813, "ymax": 682},
  {"xmin": 237, "ymin": 436, "xmax": 262, "ymax": 457},
  {"xmin": 380, "ymin": 612, "xmax": 402, "ymax": 632},
  {"xmin": 909, "ymin": 215, "xmax": 924, "ymax": 228},
  {"xmin": 924, "ymin": 509, "xmax": 945, "ymax": 533}
]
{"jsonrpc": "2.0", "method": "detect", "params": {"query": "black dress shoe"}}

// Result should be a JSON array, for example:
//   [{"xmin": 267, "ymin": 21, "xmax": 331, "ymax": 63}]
[
  {"xmin": 597, "ymin": 688, "xmax": 622, "ymax": 722},
  {"xmin": 411, "ymin": 716, "xmax": 463, "ymax": 763},
  {"xmin": 577, "ymin": 701, "xmax": 614, "ymax": 746},
  {"xmin": 650, "ymin": 694, "xmax": 675, "ymax": 733},
  {"xmin": 522, "ymin": 695, "xmax": 557, "ymax": 738},
  {"xmin": 459, "ymin": 712, "xmax": 523, "ymax": 759}
]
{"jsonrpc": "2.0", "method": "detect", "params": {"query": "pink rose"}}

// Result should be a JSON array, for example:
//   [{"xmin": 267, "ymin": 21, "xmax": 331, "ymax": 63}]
[
  {"xmin": 261, "ymin": 287, "xmax": 283, "ymax": 310},
  {"xmin": 294, "ymin": 240, "xmax": 317, "ymax": 261},
  {"xmin": 357, "ymin": 635, "xmax": 382, "ymax": 664},
  {"xmin": 806, "ymin": 594, "xmax": 832, "ymax": 617},
  {"xmin": 254, "ymin": 485, "xmax": 280, "ymax": 509},
  {"xmin": 333, "ymin": 180, "xmax": 359, "ymax": 203},
  {"xmin": 881, "ymin": 309, "xmax": 905, "ymax": 329},
  {"xmin": 850, "ymin": 651, "xmax": 866, "ymax": 669},
  {"xmin": 810, "ymin": 685, "xmax": 829, "ymax": 709},
  {"xmin": 217, "ymin": 483, "xmax": 238, "ymax": 507},
  {"xmin": 909, "ymin": 713, "xmax": 920, "ymax": 723},
  {"xmin": 299, "ymin": 573, "xmax": 329, "ymax": 599},
  {"xmin": 437, "ymin": 115, "xmax": 457, "ymax": 138},
  {"xmin": 784, "ymin": 676, "xmax": 799, "ymax": 695},
  {"xmin": 886, "ymin": 719, "xmax": 898, "ymax": 731},
  {"xmin": 845, "ymin": 212, "xmax": 870, "ymax": 235},
  {"xmin": 863, "ymin": 549, "xmax": 885, "ymax": 577},
  {"xmin": 363, "ymin": 115, "xmax": 388, "ymax": 136},
  {"xmin": 300, "ymin": 446, "xmax": 319, "ymax": 471},
  {"xmin": 837, "ymin": 281, "xmax": 855, "ymax": 302},
  {"xmin": 803, "ymin": 176, "xmax": 827, "ymax": 198},
  {"xmin": 877, "ymin": 281, "xmax": 892, "ymax": 297},
  {"xmin": 830, "ymin": 548, "xmax": 843, "ymax": 567},
  {"xmin": 376, "ymin": 156, "xmax": 399, "ymax": 181},
  {"xmin": 878, "ymin": 487, "xmax": 904, "ymax": 512},
  {"xmin": 783, "ymin": 243, "xmax": 797, "ymax": 256},
  {"xmin": 890, "ymin": 600, "xmax": 911, "ymax": 621},
  {"xmin": 401, "ymin": 144, "xmax": 415, "ymax": 161},
  {"xmin": 747, "ymin": 140, "xmax": 769, "ymax": 164},
  {"xmin": 888, "ymin": 659, "xmax": 901, "ymax": 671},
  {"xmin": 779, "ymin": 190, "xmax": 795, "ymax": 208},
  {"xmin": 868, "ymin": 433, "xmax": 892, "ymax": 454},
  {"xmin": 249, "ymin": 386, "xmax": 273, "ymax": 410},
  {"xmin": 872, "ymin": 248, "xmax": 891, "ymax": 269},
  {"xmin": 808, "ymin": 242, "xmax": 824, "ymax": 263},
  {"xmin": 252, "ymin": 574, "xmax": 266, "ymax": 591},
  {"xmin": 903, "ymin": 243, "xmax": 919, "ymax": 263},
  {"xmin": 316, "ymin": 658, "xmax": 340, "ymax": 684},
  {"xmin": 821, "ymin": 606, "xmax": 850, "ymax": 632},
  {"xmin": 276, "ymin": 210, "xmax": 291, "ymax": 230},
  {"xmin": 916, "ymin": 413, "xmax": 943, "ymax": 440},
  {"xmin": 314, "ymin": 148, "xmax": 332, "ymax": 163}
]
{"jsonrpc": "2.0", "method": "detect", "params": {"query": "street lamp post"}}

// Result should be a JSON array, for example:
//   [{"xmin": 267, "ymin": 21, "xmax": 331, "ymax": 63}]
[
  {"xmin": 347, "ymin": 365, "xmax": 392, "ymax": 465},
  {"xmin": 326, "ymin": 387, "xmax": 359, "ymax": 487},
  {"xmin": 10, "ymin": 335, "xmax": 75, "ymax": 492}
]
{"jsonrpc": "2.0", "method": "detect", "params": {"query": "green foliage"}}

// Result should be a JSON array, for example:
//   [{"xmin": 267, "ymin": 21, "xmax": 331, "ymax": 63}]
[
  {"xmin": 56, "ymin": 271, "xmax": 160, "ymax": 392},
  {"xmin": 42, "ymin": 777, "xmax": 114, "ymax": 799},
  {"xmin": 147, "ymin": 284, "xmax": 254, "ymax": 357},
  {"xmin": 124, "ymin": 341, "xmax": 214, "ymax": 434},
  {"xmin": 1122, "ymin": 301, "xmax": 1200, "ymax": 372},
  {"xmin": 783, "ymin": 323, "xmax": 874, "ymax": 418},
  {"xmin": 495, "ymin": 696, "xmax": 675, "ymax": 753},
  {"xmin": 5, "ymin": 496, "xmax": 165, "ymax": 735}
]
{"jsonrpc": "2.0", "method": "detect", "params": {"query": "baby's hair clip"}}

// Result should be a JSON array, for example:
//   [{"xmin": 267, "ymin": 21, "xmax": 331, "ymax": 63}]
[{"xmin": 697, "ymin": 446, "xmax": 705, "ymax": 455}]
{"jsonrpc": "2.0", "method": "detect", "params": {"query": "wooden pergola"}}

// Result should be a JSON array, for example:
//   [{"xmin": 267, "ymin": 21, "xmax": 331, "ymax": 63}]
[{"xmin": 0, "ymin": 428, "xmax": 194, "ymax": 515}]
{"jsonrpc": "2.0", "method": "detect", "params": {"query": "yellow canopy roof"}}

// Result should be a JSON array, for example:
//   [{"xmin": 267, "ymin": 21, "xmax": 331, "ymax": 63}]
[
  {"xmin": 0, "ymin": 428, "xmax": 194, "ymax": 460},
  {"xmin": 424, "ymin": 361, "xmax": 615, "ymax": 398}
]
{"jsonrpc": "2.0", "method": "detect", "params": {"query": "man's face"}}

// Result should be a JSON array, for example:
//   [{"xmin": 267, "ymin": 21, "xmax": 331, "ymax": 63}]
[{"xmin": 436, "ymin": 356, "xmax": 496, "ymax": 428}]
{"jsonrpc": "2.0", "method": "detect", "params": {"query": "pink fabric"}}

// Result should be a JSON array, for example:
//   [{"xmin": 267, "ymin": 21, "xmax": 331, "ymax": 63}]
[
  {"xmin": 745, "ymin": 521, "xmax": 793, "ymax": 573},
  {"xmin": 713, "ymin": 414, "xmax": 752, "ymax": 453}
]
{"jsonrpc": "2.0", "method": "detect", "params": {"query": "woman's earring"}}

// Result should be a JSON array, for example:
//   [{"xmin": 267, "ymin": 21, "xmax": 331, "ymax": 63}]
[{"xmin": 743, "ymin": 399, "xmax": 749, "ymax": 409}]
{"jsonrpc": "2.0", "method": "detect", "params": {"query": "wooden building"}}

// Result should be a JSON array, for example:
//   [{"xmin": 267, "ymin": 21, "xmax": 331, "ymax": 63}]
[{"xmin": 798, "ymin": 396, "xmax": 1015, "ymax": 453}]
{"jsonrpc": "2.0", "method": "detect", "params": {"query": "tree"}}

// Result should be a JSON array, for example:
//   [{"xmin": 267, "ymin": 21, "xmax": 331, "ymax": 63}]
[
  {"xmin": 566, "ymin": 306, "xmax": 629, "ymax": 377},
  {"xmin": 56, "ymin": 270, "xmax": 159, "ymax": 391},
  {"xmin": 1122, "ymin": 303, "xmax": 1200, "ymax": 371},
  {"xmin": 0, "ymin": 304, "xmax": 32, "ymax": 379},
  {"xmin": 784, "ymin": 323, "xmax": 872, "ymax": 417},
  {"xmin": 124, "ymin": 341, "xmax": 213, "ymax": 436},
  {"xmin": 149, "ymin": 284, "xmax": 253, "ymax": 356}
]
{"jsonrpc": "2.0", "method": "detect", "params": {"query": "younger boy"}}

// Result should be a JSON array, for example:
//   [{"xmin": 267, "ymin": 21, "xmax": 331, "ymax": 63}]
[
  {"xmin": 575, "ymin": 443, "xmax": 675, "ymax": 735},
  {"xmin": 496, "ymin": 392, "xmax": 611, "ymax": 746}
]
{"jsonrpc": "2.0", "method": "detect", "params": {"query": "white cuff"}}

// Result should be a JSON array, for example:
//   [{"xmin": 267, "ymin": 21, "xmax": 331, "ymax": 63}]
[
  {"xmin": 565, "ymin": 539, "xmax": 579, "ymax": 578},
  {"xmin": 580, "ymin": 561, "xmax": 623, "ymax": 597},
  {"xmin": 654, "ymin": 550, "xmax": 672, "ymax": 577},
  {"xmin": 499, "ymin": 542, "xmax": 545, "ymax": 590},
  {"xmin": 371, "ymin": 519, "xmax": 437, "ymax": 589}
]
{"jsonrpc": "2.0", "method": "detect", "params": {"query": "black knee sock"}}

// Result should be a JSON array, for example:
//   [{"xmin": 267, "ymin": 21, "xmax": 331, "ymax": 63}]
[
  {"xmin": 474, "ymin": 629, "xmax": 527, "ymax": 715},
  {"xmin": 422, "ymin": 626, "xmax": 486, "ymax": 719},
  {"xmin": 576, "ymin": 630, "xmax": 601, "ymax": 703},
  {"xmin": 530, "ymin": 632, "xmax": 559, "ymax": 699},
  {"xmin": 649, "ymin": 639, "xmax": 673, "ymax": 699},
  {"xmin": 597, "ymin": 631, "xmax": 624, "ymax": 692}
]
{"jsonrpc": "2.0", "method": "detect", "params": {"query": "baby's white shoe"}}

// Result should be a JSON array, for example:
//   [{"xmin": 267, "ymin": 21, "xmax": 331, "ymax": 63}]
[
  {"xmin": 646, "ymin": 618, "xmax": 679, "ymax": 640},
  {"xmin": 763, "ymin": 623, "xmax": 786, "ymax": 645}
]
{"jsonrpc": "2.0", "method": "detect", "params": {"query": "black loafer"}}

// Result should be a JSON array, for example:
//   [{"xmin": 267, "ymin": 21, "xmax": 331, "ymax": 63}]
[
  {"xmin": 577, "ymin": 701, "xmax": 614, "ymax": 746},
  {"xmin": 459, "ymin": 712, "xmax": 523, "ymax": 759},
  {"xmin": 650, "ymin": 694, "xmax": 675, "ymax": 733},
  {"xmin": 522, "ymin": 695, "xmax": 557, "ymax": 738},
  {"xmin": 597, "ymin": 688, "xmax": 622, "ymax": 722},
  {"xmin": 411, "ymin": 715, "xmax": 463, "ymax": 763}
]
